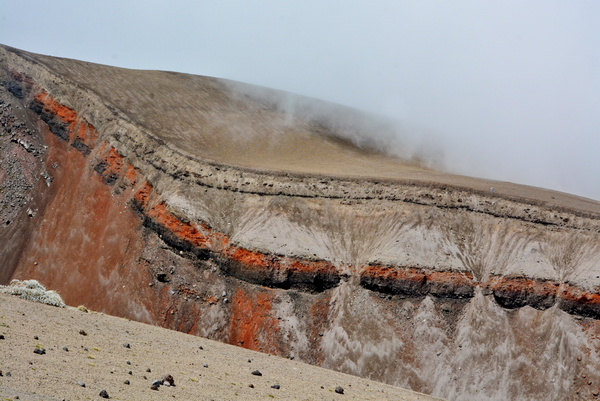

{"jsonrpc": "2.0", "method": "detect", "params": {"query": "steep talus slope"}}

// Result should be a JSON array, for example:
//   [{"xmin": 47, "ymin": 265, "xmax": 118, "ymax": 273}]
[{"xmin": 1, "ymin": 44, "xmax": 600, "ymax": 400}]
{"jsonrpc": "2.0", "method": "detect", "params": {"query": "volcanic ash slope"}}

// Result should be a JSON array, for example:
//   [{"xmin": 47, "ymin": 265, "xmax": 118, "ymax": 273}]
[
  {"xmin": 0, "ymin": 293, "xmax": 441, "ymax": 400},
  {"xmin": 1, "ymin": 44, "xmax": 600, "ymax": 400}
]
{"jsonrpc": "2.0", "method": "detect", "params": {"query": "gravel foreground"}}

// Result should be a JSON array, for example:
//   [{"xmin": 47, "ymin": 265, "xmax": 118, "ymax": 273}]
[{"xmin": 0, "ymin": 294, "xmax": 442, "ymax": 401}]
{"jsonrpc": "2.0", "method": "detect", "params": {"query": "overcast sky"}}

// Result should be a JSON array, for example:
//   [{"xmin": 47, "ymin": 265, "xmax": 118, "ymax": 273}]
[{"xmin": 1, "ymin": 1, "xmax": 599, "ymax": 200}]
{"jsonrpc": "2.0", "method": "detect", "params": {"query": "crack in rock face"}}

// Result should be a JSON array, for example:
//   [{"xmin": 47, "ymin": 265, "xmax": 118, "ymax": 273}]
[{"xmin": 1, "ymin": 44, "xmax": 600, "ymax": 400}]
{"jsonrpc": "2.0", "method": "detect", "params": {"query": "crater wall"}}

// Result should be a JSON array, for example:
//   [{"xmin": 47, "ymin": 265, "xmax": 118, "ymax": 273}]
[{"xmin": 2, "ymin": 44, "xmax": 600, "ymax": 400}]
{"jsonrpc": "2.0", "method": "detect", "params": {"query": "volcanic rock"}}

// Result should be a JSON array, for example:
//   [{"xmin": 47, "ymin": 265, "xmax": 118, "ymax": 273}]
[{"xmin": 162, "ymin": 374, "xmax": 174, "ymax": 386}]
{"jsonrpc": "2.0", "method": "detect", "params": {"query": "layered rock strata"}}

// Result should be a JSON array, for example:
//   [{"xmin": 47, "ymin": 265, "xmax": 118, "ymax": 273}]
[{"xmin": 2, "ymin": 44, "xmax": 600, "ymax": 400}]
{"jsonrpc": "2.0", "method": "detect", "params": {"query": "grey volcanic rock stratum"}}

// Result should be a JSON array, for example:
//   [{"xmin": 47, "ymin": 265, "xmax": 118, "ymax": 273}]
[{"xmin": 1, "ymin": 44, "xmax": 600, "ymax": 400}]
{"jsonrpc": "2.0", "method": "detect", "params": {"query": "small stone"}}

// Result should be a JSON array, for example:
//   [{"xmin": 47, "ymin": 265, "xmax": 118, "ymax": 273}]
[
  {"xmin": 271, "ymin": 384, "xmax": 280, "ymax": 389},
  {"xmin": 146, "ymin": 368, "xmax": 151, "ymax": 372},
  {"xmin": 5, "ymin": 372, "xmax": 11, "ymax": 376},
  {"xmin": 33, "ymin": 336, "xmax": 38, "ymax": 340},
  {"xmin": 156, "ymin": 273, "xmax": 169, "ymax": 283},
  {"xmin": 151, "ymin": 384, "xmax": 160, "ymax": 391},
  {"xmin": 126, "ymin": 361, "xmax": 131, "ymax": 365},
  {"xmin": 124, "ymin": 380, "xmax": 130, "ymax": 385},
  {"xmin": 33, "ymin": 348, "xmax": 46, "ymax": 355},
  {"xmin": 99, "ymin": 389, "xmax": 109, "ymax": 398},
  {"xmin": 0, "ymin": 371, "xmax": 3, "ymax": 376},
  {"xmin": 79, "ymin": 330, "xmax": 87, "ymax": 336},
  {"xmin": 203, "ymin": 363, "xmax": 208, "ymax": 368},
  {"xmin": 248, "ymin": 359, "xmax": 252, "ymax": 363},
  {"xmin": 62, "ymin": 347, "xmax": 69, "ymax": 352},
  {"xmin": 249, "ymin": 384, "xmax": 254, "ymax": 388},
  {"xmin": 152, "ymin": 380, "xmax": 163, "ymax": 386},
  {"xmin": 162, "ymin": 374, "xmax": 175, "ymax": 387},
  {"xmin": 335, "ymin": 386, "xmax": 344, "ymax": 394},
  {"xmin": 129, "ymin": 371, "xmax": 132, "ymax": 375},
  {"xmin": 123, "ymin": 343, "xmax": 131, "ymax": 348},
  {"xmin": 251, "ymin": 370, "xmax": 262, "ymax": 376},
  {"xmin": 77, "ymin": 382, "xmax": 85, "ymax": 387},
  {"xmin": 199, "ymin": 346, "xmax": 203, "ymax": 350},
  {"xmin": 0, "ymin": 334, "xmax": 4, "ymax": 339}
]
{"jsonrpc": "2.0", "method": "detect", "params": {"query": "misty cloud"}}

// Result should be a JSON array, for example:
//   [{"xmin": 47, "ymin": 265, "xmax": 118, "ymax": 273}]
[{"xmin": 1, "ymin": 1, "xmax": 598, "ymax": 199}]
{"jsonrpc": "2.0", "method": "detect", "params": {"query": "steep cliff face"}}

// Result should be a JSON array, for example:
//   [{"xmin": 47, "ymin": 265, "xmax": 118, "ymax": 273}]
[{"xmin": 2, "ymin": 44, "xmax": 600, "ymax": 400}]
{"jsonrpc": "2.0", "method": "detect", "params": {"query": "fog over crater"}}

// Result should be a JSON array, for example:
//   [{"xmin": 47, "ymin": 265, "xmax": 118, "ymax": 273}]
[{"xmin": 1, "ymin": 1, "xmax": 598, "ymax": 200}]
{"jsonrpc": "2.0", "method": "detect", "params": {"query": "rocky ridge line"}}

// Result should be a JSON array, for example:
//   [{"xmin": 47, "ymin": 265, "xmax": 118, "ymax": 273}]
[{"xmin": 2, "ymin": 45, "xmax": 599, "ymax": 233}]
